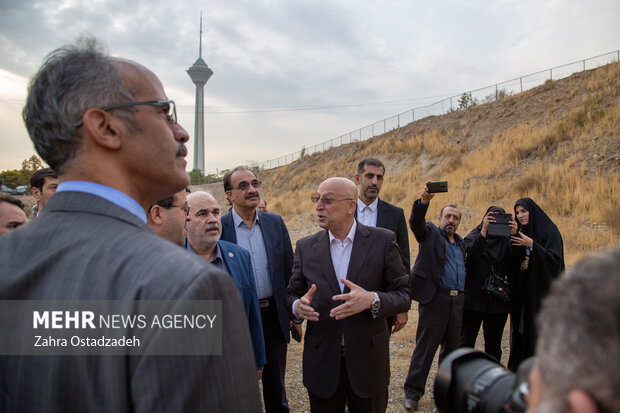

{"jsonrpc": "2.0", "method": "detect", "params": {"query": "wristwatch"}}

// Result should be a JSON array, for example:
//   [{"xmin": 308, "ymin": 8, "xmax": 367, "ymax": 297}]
[{"xmin": 371, "ymin": 292, "xmax": 381, "ymax": 313}]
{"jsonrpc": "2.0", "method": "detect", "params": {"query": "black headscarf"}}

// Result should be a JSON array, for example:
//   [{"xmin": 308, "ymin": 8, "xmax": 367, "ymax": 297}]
[
  {"xmin": 468, "ymin": 206, "xmax": 508, "ymax": 262},
  {"xmin": 514, "ymin": 198, "xmax": 564, "ymax": 271},
  {"xmin": 509, "ymin": 197, "xmax": 565, "ymax": 370}
]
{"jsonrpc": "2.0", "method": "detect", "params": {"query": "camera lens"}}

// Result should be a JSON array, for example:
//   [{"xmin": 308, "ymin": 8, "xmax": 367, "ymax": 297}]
[{"xmin": 434, "ymin": 348, "xmax": 517, "ymax": 413}]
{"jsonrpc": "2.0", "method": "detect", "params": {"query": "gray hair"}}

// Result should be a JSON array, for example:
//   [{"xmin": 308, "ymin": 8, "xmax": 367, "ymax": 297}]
[
  {"xmin": 22, "ymin": 36, "xmax": 136, "ymax": 173},
  {"xmin": 536, "ymin": 248, "xmax": 620, "ymax": 413}
]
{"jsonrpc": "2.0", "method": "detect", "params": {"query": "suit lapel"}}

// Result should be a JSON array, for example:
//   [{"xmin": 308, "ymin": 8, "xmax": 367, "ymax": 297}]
[
  {"xmin": 221, "ymin": 212, "xmax": 238, "ymax": 244},
  {"xmin": 315, "ymin": 231, "xmax": 342, "ymax": 296},
  {"xmin": 376, "ymin": 198, "xmax": 388, "ymax": 228},
  {"xmin": 345, "ymin": 223, "xmax": 371, "ymax": 289}
]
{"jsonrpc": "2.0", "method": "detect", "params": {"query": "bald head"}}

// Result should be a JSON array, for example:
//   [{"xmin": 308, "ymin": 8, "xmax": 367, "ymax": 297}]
[
  {"xmin": 186, "ymin": 191, "xmax": 222, "ymax": 255},
  {"xmin": 319, "ymin": 177, "xmax": 357, "ymax": 198},
  {"xmin": 315, "ymin": 177, "xmax": 357, "ymax": 239}
]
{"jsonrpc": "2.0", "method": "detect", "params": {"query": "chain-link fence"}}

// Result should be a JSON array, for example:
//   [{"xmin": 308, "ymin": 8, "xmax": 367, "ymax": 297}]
[{"xmin": 246, "ymin": 50, "xmax": 620, "ymax": 172}]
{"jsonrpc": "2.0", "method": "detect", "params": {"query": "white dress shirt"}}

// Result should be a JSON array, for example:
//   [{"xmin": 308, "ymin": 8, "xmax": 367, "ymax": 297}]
[
  {"xmin": 328, "ymin": 220, "xmax": 357, "ymax": 292},
  {"xmin": 357, "ymin": 197, "xmax": 378, "ymax": 227}
]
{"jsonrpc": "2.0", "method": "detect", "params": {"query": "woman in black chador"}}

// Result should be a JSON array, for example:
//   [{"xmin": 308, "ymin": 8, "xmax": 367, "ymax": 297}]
[
  {"xmin": 509, "ymin": 197, "xmax": 565, "ymax": 370},
  {"xmin": 461, "ymin": 206, "xmax": 519, "ymax": 362}
]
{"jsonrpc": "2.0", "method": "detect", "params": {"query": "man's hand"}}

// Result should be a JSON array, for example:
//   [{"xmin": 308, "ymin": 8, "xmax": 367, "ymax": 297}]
[
  {"xmin": 294, "ymin": 284, "xmax": 320, "ymax": 321},
  {"xmin": 257, "ymin": 369, "xmax": 263, "ymax": 380},
  {"xmin": 330, "ymin": 279, "xmax": 374, "ymax": 320},
  {"xmin": 392, "ymin": 312, "xmax": 408, "ymax": 333},
  {"xmin": 290, "ymin": 320, "xmax": 303, "ymax": 341},
  {"xmin": 420, "ymin": 186, "xmax": 434, "ymax": 205}
]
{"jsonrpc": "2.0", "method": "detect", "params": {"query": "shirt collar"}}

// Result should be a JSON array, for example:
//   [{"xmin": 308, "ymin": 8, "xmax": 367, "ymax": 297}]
[
  {"xmin": 57, "ymin": 181, "xmax": 147, "ymax": 223},
  {"xmin": 210, "ymin": 243, "xmax": 223, "ymax": 264},
  {"xmin": 231, "ymin": 206, "xmax": 259, "ymax": 228},
  {"xmin": 328, "ymin": 220, "xmax": 357, "ymax": 245},
  {"xmin": 357, "ymin": 197, "xmax": 378, "ymax": 212}
]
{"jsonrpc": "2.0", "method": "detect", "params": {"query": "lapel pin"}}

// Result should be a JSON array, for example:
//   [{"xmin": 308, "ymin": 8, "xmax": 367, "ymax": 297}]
[{"xmin": 228, "ymin": 252, "xmax": 234, "ymax": 258}]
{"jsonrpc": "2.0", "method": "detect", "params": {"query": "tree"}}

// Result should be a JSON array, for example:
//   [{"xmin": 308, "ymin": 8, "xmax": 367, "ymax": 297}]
[
  {"xmin": 458, "ymin": 92, "xmax": 478, "ymax": 110},
  {"xmin": 21, "ymin": 155, "xmax": 44, "ymax": 173}
]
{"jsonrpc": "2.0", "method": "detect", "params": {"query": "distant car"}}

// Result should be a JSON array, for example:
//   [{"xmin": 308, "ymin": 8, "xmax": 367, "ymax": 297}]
[
  {"xmin": 1, "ymin": 185, "xmax": 17, "ymax": 195},
  {"xmin": 14, "ymin": 185, "xmax": 28, "ymax": 195}
]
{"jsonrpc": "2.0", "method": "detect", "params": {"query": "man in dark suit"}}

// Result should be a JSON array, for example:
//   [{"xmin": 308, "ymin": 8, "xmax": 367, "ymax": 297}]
[
  {"xmin": 287, "ymin": 177, "xmax": 410, "ymax": 413},
  {"xmin": 147, "ymin": 188, "xmax": 190, "ymax": 246},
  {"xmin": 0, "ymin": 38, "xmax": 261, "ymax": 412},
  {"xmin": 403, "ymin": 185, "xmax": 466, "ymax": 411},
  {"xmin": 220, "ymin": 166, "xmax": 294, "ymax": 413},
  {"xmin": 355, "ymin": 158, "xmax": 410, "ymax": 333},
  {"xmin": 185, "ymin": 191, "xmax": 266, "ymax": 374}
]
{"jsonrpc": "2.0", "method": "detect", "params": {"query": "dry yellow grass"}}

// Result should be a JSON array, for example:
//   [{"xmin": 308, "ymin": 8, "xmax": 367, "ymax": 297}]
[
  {"xmin": 199, "ymin": 62, "xmax": 619, "ymax": 413},
  {"xmin": 257, "ymin": 62, "xmax": 620, "ymax": 266}
]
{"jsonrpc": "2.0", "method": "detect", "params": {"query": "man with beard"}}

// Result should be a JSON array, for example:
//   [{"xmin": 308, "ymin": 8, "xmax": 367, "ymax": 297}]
[
  {"xmin": 221, "ymin": 166, "xmax": 294, "ymax": 413},
  {"xmin": 355, "ymin": 158, "xmax": 410, "ymax": 333},
  {"xmin": 147, "ymin": 188, "xmax": 190, "ymax": 246},
  {"xmin": 403, "ymin": 185, "xmax": 465, "ymax": 411},
  {"xmin": 185, "ymin": 191, "xmax": 266, "ymax": 376},
  {"xmin": 0, "ymin": 37, "xmax": 260, "ymax": 412}
]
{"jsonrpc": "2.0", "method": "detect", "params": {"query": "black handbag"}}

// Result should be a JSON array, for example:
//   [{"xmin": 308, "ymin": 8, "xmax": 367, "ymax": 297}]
[{"xmin": 482, "ymin": 265, "xmax": 511, "ymax": 302}]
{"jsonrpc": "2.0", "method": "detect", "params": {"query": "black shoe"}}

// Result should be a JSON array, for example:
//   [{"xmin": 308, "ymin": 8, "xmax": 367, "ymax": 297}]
[{"xmin": 405, "ymin": 398, "xmax": 419, "ymax": 411}]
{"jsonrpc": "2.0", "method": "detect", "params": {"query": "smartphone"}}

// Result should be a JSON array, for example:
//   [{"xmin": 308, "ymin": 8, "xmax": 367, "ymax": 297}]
[
  {"xmin": 426, "ymin": 181, "xmax": 448, "ymax": 193},
  {"xmin": 487, "ymin": 212, "xmax": 512, "ymax": 237}
]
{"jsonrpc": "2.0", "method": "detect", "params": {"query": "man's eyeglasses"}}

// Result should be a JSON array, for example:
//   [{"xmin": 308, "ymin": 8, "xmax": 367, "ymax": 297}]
[
  {"xmin": 76, "ymin": 100, "xmax": 177, "ymax": 127},
  {"xmin": 311, "ymin": 194, "xmax": 354, "ymax": 205},
  {"xmin": 234, "ymin": 180, "xmax": 262, "ymax": 191},
  {"xmin": 168, "ymin": 204, "xmax": 190, "ymax": 216}
]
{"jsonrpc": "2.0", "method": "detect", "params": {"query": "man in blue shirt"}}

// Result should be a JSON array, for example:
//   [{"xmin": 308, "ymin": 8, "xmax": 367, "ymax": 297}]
[
  {"xmin": 221, "ymin": 166, "xmax": 295, "ymax": 413},
  {"xmin": 185, "ymin": 191, "xmax": 266, "ymax": 375},
  {"xmin": 403, "ymin": 185, "xmax": 466, "ymax": 411}
]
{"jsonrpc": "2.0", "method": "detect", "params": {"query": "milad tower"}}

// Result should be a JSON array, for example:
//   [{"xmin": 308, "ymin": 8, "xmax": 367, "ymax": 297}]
[{"xmin": 186, "ymin": 14, "xmax": 213, "ymax": 174}]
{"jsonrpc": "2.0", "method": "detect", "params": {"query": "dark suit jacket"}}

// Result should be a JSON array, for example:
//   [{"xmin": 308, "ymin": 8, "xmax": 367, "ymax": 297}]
[
  {"xmin": 220, "ymin": 209, "xmax": 294, "ymax": 342},
  {"xmin": 0, "ymin": 191, "xmax": 261, "ymax": 413},
  {"xmin": 218, "ymin": 240, "xmax": 267, "ymax": 367},
  {"xmin": 409, "ymin": 199, "xmax": 466, "ymax": 304},
  {"xmin": 356, "ymin": 198, "xmax": 410, "ymax": 270},
  {"xmin": 286, "ymin": 222, "xmax": 410, "ymax": 398}
]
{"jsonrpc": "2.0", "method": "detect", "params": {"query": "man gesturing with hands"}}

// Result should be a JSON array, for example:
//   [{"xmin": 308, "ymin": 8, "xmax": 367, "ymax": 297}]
[{"xmin": 287, "ymin": 177, "xmax": 410, "ymax": 413}]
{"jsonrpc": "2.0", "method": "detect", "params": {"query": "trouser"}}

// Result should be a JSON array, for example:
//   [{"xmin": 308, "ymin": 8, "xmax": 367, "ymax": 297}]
[
  {"xmin": 460, "ymin": 309, "xmax": 508, "ymax": 362},
  {"xmin": 404, "ymin": 290, "xmax": 464, "ymax": 399},
  {"xmin": 308, "ymin": 353, "xmax": 388, "ymax": 413},
  {"xmin": 260, "ymin": 300, "xmax": 289, "ymax": 413}
]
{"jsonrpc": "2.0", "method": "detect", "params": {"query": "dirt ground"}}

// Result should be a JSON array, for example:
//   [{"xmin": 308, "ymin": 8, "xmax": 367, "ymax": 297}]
[{"xmin": 281, "ymin": 307, "xmax": 511, "ymax": 413}]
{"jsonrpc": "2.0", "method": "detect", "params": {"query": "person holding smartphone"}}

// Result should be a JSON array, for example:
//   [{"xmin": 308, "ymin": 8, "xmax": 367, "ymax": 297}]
[{"xmin": 509, "ymin": 198, "xmax": 564, "ymax": 371}]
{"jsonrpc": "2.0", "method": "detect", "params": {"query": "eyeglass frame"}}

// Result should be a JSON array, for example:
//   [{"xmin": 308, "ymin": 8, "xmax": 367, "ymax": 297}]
[
  {"xmin": 167, "ymin": 204, "xmax": 190, "ymax": 216},
  {"xmin": 75, "ymin": 99, "xmax": 177, "ymax": 128},
  {"xmin": 232, "ymin": 179, "xmax": 262, "ymax": 191},
  {"xmin": 310, "ymin": 194, "xmax": 354, "ymax": 205}
]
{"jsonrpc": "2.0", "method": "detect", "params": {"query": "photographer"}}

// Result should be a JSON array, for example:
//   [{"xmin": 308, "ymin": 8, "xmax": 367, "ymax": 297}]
[
  {"xmin": 461, "ymin": 206, "xmax": 519, "ymax": 362},
  {"xmin": 526, "ymin": 248, "xmax": 619, "ymax": 413}
]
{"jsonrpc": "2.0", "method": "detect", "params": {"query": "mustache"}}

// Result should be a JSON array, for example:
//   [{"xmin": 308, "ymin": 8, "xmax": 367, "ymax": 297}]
[
  {"xmin": 176, "ymin": 144, "xmax": 187, "ymax": 157},
  {"xmin": 205, "ymin": 224, "xmax": 220, "ymax": 232},
  {"xmin": 245, "ymin": 192, "xmax": 259, "ymax": 199}
]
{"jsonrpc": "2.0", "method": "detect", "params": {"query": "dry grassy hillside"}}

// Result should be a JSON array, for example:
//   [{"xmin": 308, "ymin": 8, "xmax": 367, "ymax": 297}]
[
  {"xmin": 243, "ymin": 62, "xmax": 619, "ymax": 265},
  {"xmin": 199, "ymin": 63, "xmax": 620, "ymax": 413}
]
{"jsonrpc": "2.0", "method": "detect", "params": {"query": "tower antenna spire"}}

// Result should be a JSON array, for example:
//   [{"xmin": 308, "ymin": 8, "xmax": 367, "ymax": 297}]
[{"xmin": 186, "ymin": 13, "xmax": 213, "ymax": 175}]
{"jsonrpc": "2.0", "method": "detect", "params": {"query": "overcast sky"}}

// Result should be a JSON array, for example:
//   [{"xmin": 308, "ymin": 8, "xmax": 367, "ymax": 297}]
[{"xmin": 1, "ymin": 0, "xmax": 618, "ymax": 174}]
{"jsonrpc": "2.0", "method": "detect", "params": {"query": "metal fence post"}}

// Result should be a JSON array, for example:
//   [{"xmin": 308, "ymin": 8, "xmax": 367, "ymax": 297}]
[
  {"xmin": 550, "ymin": 68, "xmax": 553, "ymax": 80},
  {"xmin": 520, "ymin": 77, "xmax": 523, "ymax": 92},
  {"xmin": 495, "ymin": 84, "xmax": 498, "ymax": 100},
  {"xmin": 412, "ymin": 108, "xmax": 415, "ymax": 121}
]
